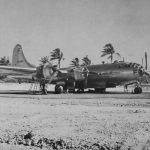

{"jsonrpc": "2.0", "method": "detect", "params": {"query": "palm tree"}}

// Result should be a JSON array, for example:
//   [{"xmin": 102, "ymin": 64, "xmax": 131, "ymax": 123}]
[
  {"xmin": 0, "ymin": 56, "xmax": 11, "ymax": 66},
  {"xmin": 40, "ymin": 56, "xmax": 50, "ymax": 65},
  {"xmin": 101, "ymin": 43, "xmax": 121, "ymax": 63},
  {"xmin": 50, "ymin": 48, "xmax": 64, "ymax": 68},
  {"xmin": 70, "ymin": 57, "xmax": 80, "ymax": 68},
  {"xmin": 82, "ymin": 55, "xmax": 91, "ymax": 67}
]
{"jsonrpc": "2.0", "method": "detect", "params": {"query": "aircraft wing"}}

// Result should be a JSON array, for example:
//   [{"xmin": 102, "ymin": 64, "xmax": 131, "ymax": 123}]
[{"xmin": 0, "ymin": 65, "xmax": 36, "ymax": 82}]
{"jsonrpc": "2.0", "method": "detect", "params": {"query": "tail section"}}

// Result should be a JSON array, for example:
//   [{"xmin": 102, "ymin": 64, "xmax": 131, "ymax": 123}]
[{"xmin": 12, "ymin": 44, "xmax": 35, "ymax": 68}]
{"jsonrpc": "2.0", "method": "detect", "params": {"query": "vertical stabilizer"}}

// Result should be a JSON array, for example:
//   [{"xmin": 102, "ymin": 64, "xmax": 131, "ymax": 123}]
[{"xmin": 12, "ymin": 44, "xmax": 35, "ymax": 68}]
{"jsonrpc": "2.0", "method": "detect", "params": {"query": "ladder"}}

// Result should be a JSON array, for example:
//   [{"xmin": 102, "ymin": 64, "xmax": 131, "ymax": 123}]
[{"xmin": 28, "ymin": 82, "xmax": 40, "ymax": 94}]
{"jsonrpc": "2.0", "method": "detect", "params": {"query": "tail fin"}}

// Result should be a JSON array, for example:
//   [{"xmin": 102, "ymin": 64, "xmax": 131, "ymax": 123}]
[{"xmin": 12, "ymin": 44, "xmax": 35, "ymax": 68}]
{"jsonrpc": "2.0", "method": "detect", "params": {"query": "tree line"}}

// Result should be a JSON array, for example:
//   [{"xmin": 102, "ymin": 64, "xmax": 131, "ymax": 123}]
[
  {"xmin": 40, "ymin": 43, "xmax": 121, "ymax": 68},
  {"xmin": 0, "ymin": 43, "xmax": 121, "ymax": 67}
]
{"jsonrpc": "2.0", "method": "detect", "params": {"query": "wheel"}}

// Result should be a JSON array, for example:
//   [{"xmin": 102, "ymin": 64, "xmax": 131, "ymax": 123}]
[
  {"xmin": 134, "ymin": 87, "xmax": 142, "ymax": 94},
  {"xmin": 138, "ymin": 87, "xmax": 142, "ymax": 93},
  {"xmin": 134, "ymin": 87, "xmax": 139, "ymax": 94},
  {"xmin": 55, "ymin": 85, "xmax": 63, "ymax": 94},
  {"xmin": 95, "ymin": 88, "xmax": 106, "ymax": 93}
]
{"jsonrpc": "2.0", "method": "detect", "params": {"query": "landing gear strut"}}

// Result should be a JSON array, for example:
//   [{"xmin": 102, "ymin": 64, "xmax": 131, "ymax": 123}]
[
  {"xmin": 40, "ymin": 83, "xmax": 47, "ymax": 95},
  {"xmin": 124, "ymin": 81, "xmax": 143, "ymax": 94},
  {"xmin": 40, "ymin": 80, "xmax": 47, "ymax": 95},
  {"xmin": 95, "ymin": 88, "xmax": 106, "ymax": 93}
]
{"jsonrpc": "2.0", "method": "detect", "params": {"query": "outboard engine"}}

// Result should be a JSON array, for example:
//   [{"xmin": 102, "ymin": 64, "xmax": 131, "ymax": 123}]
[
  {"xmin": 32, "ymin": 63, "xmax": 57, "ymax": 94},
  {"xmin": 33, "ymin": 63, "xmax": 56, "ymax": 82},
  {"xmin": 66, "ymin": 68, "xmax": 88, "ymax": 92},
  {"xmin": 43, "ymin": 63, "xmax": 56, "ymax": 81}
]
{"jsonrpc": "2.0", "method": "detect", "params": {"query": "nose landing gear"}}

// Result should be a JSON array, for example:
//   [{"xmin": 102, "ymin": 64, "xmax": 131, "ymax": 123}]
[{"xmin": 124, "ymin": 81, "xmax": 143, "ymax": 94}]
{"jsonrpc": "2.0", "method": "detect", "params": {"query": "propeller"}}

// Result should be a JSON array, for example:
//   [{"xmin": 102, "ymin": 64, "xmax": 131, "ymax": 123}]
[
  {"xmin": 32, "ymin": 63, "xmax": 59, "ymax": 84},
  {"xmin": 145, "ymin": 71, "xmax": 150, "ymax": 76},
  {"xmin": 145, "ymin": 52, "xmax": 148, "ymax": 70},
  {"xmin": 144, "ymin": 52, "xmax": 150, "ymax": 76},
  {"xmin": 42, "ymin": 63, "xmax": 59, "ymax": 84},
  {"xmin": 128, "ymin": 62, "xmax": 149, "ymax": 77}
]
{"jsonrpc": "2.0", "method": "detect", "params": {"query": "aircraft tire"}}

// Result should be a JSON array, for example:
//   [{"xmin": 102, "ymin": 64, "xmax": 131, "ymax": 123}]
[
  {"xmin": 134, "ymin": 87, "xmax": 139, "ymax": 94},
  {"xmin": 95, "ymin": 88, "xmax": 106, "ymax": 93},
  {"xmin": 138, "ymin": 87, "xmax": 142, "ymax": 94},
  {"xmin": 134, "ymin": 87, "xmax": 142, "ymax": 94},
  {"xmin": 55, "ymin": 85, "xmax": 63, "ymax": 94}
]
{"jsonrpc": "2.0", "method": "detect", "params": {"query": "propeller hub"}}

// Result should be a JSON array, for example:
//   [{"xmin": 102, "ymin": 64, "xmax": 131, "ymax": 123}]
[
  {"xmin": 138, "ymin": 67, "xmax": 144, "ymax": 76},
  {"xmin": 43, "ymin": 63, "xmax": 54, "ymax": 80}
]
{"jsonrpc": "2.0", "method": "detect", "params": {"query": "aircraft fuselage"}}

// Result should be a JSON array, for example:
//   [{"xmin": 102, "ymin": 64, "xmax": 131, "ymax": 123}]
[
  {"xmin": 85, "ymin": 62, "xmax": 140, "ymax": 88},
  {"xmin": 58, "ymin": 62, "xmax": 146, "ymax": 91}
]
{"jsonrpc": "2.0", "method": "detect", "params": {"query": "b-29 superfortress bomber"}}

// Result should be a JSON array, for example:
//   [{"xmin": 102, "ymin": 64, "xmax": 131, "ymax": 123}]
[{"xmin": 0, "ymin": 44, "xmax": 149, "ymax": 94}]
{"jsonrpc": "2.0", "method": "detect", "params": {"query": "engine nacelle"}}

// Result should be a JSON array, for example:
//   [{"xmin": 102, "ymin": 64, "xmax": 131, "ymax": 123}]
[
  {"xmin": 43, "ymin": 63, "xmax": 54, "ymax": 80},
  {"xmin": 66, "ymin": 79, "xmax": 76, "ymax": 90},
  {"xmin": 65, "ymin": 69, "xmax": 88, "ymax": 90},
  {"xmin": 32, "ymin": 63, "xmax": 57, "ymax": 81}
]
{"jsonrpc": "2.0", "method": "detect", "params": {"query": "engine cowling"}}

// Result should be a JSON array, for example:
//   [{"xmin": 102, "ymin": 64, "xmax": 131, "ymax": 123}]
[
  {"xmin": 42, "ymin": 63, "xmax": 54, "ymax": 80},
  {"xmin": 33, "ymin": 63, "xmax": 57, "ymax": 82}
]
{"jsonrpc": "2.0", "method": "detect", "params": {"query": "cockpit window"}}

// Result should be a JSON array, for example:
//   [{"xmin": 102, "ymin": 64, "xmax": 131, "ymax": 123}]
[{"xmin": 127, "ymin": 62, "xmax": 143, "ymax": 69}]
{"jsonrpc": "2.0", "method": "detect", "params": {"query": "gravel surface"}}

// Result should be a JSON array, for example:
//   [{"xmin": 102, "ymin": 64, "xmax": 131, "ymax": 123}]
[{"xmin": 0, "ymin": 92, "xmax": 150, "ymax": 150}]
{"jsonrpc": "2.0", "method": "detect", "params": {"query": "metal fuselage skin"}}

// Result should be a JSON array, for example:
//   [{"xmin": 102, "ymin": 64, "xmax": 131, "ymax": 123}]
[
  {"xmin": 85, "ymin": 62, "xmax": 139, "ymax": 88},
  {"xmin": 70, "ymin": 62, "xmax": 144, "ymax": 89},
  {"xmin": 0, "ymin": 61, "xmax": 145, "ymax": 91}
]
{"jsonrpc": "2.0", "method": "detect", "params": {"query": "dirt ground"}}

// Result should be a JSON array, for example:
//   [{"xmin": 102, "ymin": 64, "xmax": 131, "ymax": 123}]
[{"xmin": 0, "ymin": 92, "xmax": 150, "ymax": 150}]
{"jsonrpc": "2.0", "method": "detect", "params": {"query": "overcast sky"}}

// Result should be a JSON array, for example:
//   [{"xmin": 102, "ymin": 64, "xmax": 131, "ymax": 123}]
[{"xmin": 0, "ymin": 0, "xmax": 150, "ymax": 67}]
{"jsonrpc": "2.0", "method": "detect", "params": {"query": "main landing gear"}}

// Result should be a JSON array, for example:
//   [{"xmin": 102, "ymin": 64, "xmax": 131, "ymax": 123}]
[
  {"xmin": 134, "ymin": 86, "xmax": 142, "ymax": 94},
  {"xmin": 55, "ymin": 85, "xmax": 63, "ymax": 94}
]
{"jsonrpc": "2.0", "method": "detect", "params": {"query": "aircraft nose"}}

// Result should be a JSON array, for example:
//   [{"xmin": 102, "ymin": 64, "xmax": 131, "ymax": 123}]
[{"xmin": 131, "ymin": 63, "xmax": 145, "ymax": 76}]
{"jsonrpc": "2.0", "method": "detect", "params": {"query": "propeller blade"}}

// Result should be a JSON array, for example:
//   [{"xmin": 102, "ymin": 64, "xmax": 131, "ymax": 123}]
[
  {"xmin": 48, "ymin": 71, "xmax": 58, "ymax": 84},
  {"xmin": 145, "ymin": 71, "xmax": 150, "ymax": 76},
  {"xmin": 145, "ymin": 52, "xmax": 148, "ymax": 70}
]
